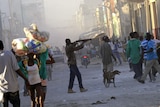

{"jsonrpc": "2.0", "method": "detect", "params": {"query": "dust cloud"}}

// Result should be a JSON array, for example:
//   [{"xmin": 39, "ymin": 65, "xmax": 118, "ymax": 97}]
[{"xmin": 44, "ymin": 0, "xmax": 83, "ymax": 49}]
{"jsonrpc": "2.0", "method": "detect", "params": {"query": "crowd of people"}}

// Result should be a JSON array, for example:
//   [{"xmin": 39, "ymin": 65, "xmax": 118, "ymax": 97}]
[
  {"xmin": 100, "ymin": 31, "xmax": 160, "ymax": 84},
  {"xmin": 0, "ymin": 40, "xmax": 55, "ymax": 107},
  {"xmin": 0, "ymin": 23, "xmax": 55, "ymax": 107},
  {"xmin": 1, "ymin": 27, "xmax": 160, "ymax": 107}
]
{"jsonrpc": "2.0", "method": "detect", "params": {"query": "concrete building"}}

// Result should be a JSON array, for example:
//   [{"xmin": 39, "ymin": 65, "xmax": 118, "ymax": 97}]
[
  {"xmin": 0, "ymin": 0, "xmax": 24, "ymax": 49},
  {"xmin": 21, "ymin": 0, "xmax": 45, "ymax": 29},
  {"xmin": 0, "ymin": 0, "xmax": 45, "ymax": 49},
  {"xmin": 102, "ymin": 0, "xmax": 132, "ymax": 40},
  {"xmin": 128, "ymin": 0, "xmax": 160, "ymax": 39},
  {"xmin": 78, "ymin": 0, "xmax": 160, "ymax": 40},
  {"xmin": 76, "ymin": 0, "xmax": 102, "ymax": 39},
  {"xmin": 77, "ymin": 0, "xmax": 132, "ymax": 41}
]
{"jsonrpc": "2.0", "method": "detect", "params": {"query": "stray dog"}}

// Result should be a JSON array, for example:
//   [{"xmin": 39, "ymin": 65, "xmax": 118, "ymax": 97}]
[{"xmin": 103, "ymin": 69, "xmax": 121, "ymax": 88}]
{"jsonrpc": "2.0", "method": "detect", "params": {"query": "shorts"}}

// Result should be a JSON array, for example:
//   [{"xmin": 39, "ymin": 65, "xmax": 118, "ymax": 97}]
[{"xmin": 29, "ymin": 83, "xmax": 41, "ymax": 91}]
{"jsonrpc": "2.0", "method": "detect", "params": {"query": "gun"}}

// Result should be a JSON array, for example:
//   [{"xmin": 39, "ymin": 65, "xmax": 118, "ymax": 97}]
[
  {"xmin": 71, "ymin": 39, "xmax": 91, "ymax": 46},
  {"xmin": 75, "ymin": 38, "xmax": 92, "ymax": 43}
]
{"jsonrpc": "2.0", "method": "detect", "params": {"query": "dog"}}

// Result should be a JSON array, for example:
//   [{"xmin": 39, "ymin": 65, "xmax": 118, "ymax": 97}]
[{"xmin": 103, "ymin": 69, "xmax": 121, "ymax": 88}]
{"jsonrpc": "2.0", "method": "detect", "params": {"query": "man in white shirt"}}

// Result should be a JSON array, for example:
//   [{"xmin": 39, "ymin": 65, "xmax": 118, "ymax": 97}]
[{"xmin": 0, "ymin": 40, "xmax": 29, "ymax": 107}]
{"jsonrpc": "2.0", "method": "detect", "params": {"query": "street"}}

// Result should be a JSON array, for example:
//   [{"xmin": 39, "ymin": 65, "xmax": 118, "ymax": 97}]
[{"xmin": 19, "ymin": 58, "xmax": 160, "ymax": 107}]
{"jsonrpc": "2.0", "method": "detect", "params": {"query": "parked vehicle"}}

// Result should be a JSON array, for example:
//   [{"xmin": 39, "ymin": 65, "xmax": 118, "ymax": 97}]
[{"xmin": 52, "ymin": 50, "xmax": 64, "ymax": 63}]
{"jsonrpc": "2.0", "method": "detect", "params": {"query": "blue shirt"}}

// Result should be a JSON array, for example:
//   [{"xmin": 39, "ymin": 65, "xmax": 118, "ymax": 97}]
[{"xmin": 146, "ymin": 40, "xmax": 158, "ymax": 60}]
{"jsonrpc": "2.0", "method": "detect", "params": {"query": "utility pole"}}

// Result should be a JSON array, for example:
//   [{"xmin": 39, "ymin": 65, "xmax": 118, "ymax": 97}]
[
  {"xmin": 0, "ymin": 11, "xmax": 3, "ymax": 40},
  {"xmin": 20, "ymin": 0, "xmax": 24, "ymax": 26}
]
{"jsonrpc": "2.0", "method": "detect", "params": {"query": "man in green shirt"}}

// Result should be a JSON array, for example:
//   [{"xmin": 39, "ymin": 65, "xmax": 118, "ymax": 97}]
[{"xmin": 126, "ymin": 32, "xmax": 143, "ymax": 80}]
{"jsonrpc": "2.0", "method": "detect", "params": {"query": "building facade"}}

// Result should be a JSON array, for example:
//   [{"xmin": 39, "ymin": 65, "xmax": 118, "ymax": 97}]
[
  {"xmin": 77, "ymin": 0, "xmax": 132, "ymax": 41},
  {"xmin": 0, "ymin": 0, "xmax": 45, "ymax": 49},
  {"xmin": 128, "ymin": 0, "xmax": 160, "ymax": 38}
]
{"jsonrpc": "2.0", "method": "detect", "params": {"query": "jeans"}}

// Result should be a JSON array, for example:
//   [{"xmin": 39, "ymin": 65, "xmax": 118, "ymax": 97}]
[
  {"xmin": 132, "ymin": 60, "xmax": 143, "ymax": 79},
  {"xmin": 113, "ymin": 51, "xmax": 122, "ymax": 65},
  {"xmin": 3, "ymin": 91, "xmax": 20, "ymax": 107},
  {"xmin": 68, "ymin": 65, "xmax": 84, "ymax": 89}
]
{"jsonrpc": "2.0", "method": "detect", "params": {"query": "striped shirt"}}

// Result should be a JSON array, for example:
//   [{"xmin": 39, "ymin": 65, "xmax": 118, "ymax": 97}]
[{"xmin": 141, "ymin": 39, "xmax": 148, "ymax": 60}]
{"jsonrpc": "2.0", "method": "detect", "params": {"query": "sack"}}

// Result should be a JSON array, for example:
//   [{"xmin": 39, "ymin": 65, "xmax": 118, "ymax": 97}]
[
  {"xmin": 0, "ymin": 91, "xmax": 4, "ymax": 103},
  {"xmin": 24, "ymin": 27, "xmax": 49, "ymax": 42},
  {"xmin": 0, "ymin": 66, "xmax": 8, "ymax": 93},
  {"xmin": 12, "ymin": 38, "xmax": 28, "ymax": 56},
  {"xmin": 0, "ymin": 78, "xmax": 8, "ymax": 93},
  {"xmin": 25, "ymin": 40, "xmax": 47, "ymax": 54},
  {"xmin": 0, "ymin": 66, "xmax": 8, "ymax": 103}
]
